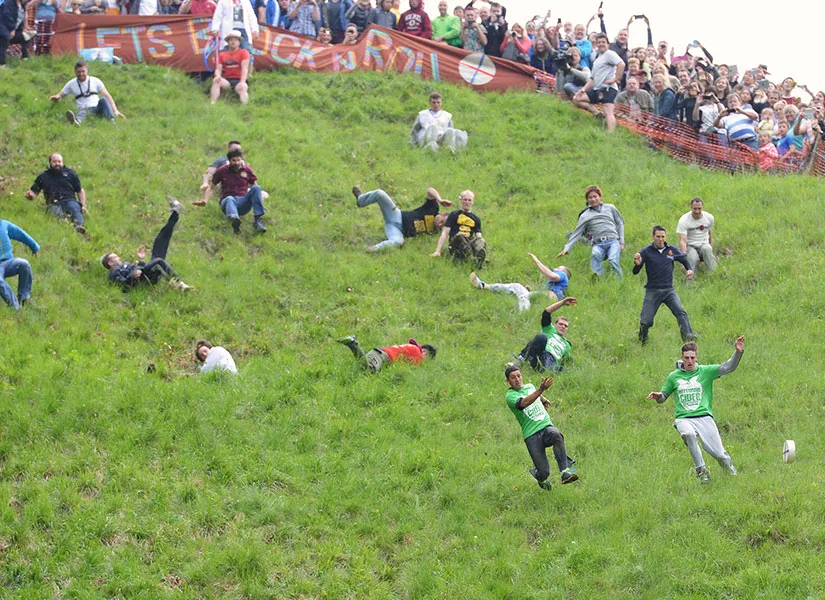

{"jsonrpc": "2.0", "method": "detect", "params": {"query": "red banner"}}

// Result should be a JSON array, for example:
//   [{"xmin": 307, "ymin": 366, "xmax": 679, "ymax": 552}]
[{"xmin": 50, "ymin": 15, "xmax": 535, "ymax": 92}]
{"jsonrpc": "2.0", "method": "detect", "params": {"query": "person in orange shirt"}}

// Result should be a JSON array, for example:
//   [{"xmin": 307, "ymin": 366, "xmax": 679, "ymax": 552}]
[
  {"xmin": 210, "ymin": 30, "xmax": 250, "ymax": 104},
  {"xmin": 337, "ymin": 336, "xmax": 437, "ymax": 373}
]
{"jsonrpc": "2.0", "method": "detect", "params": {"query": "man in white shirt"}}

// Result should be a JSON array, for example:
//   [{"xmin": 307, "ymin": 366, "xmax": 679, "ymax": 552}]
[
  {"xmin": 410, "ymin": 92, "xmax": 467, "ymax": 152},
  {"xmin": 195, "ymin": 340, "xmax": 238, "ymax": 373},
  {"xmin": 676, "ymin": 197, "xmax": 717, "ymax": 273},
  {"xmin": 49, "ymin": 61, "xmax": 126, "ymax": 125}
]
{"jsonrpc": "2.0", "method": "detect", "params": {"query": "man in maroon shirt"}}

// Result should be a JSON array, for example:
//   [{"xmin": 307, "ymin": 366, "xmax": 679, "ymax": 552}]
[
  {"xmin": 202, "ymin": 148, "xmax": 267, "ymax": 233},
  {"xmin": 397, "ymin": 0, "xmax": 432, "ymax": 38}
]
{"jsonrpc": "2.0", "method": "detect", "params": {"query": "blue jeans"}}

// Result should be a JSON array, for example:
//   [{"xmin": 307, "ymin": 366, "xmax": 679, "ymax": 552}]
[
  {"xmin": 47, "ymin": 199, "xmax": 84, "ymax": 226},
  {"xmin": 591, "ymin": 240, "xmax": 622, "ymax": 278},
  {"xmin": 0, "ymin": 258, "xmax": 33, "ymax": 310},
  {"xmin": 220, "ymin": 185, "xmax": 265, "ymax": 219},
  {"xmin": 356, "ymin": 189, "xmax": 404, "ymax": 250},
  {"xmin": 77, "ymin": 97, "xmax": 114, "ymax": 123},
  {"xmin": 639, "ymin": 287, "xmax": 694, "ymax": 341}
]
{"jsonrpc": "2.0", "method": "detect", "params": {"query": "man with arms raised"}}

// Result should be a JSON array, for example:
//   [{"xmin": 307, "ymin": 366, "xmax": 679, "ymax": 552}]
[
  {"xmin": 632, "ymin": 225, "xmax": 696, "ymax": 344},
  {"xmin": 557, "ymin": 185, "xmax": 624, "ymax": 280},
  {"xmin": 676, "ymin": 197, "xmax": 717, "ymax": 273},
  {"xmin": 210, "ymin": 30, "xmax": 250, "ymax": 105},
  {"xmin": 351, "ymin": 185, "xmax": 452, "ymax": 252},
  {"xmin": 49, "ymin": 60, "xmax": 126, "ymax": 125},
  {"xmin": 25, "ymin": 153, "xmax": 88, "ymax": 234},
  {"xmin": 647, "ymin": 336, "xmax": 744, "ymax": 484},
  {"xmin": 504, "ymin": 366, "xmax": 578, "ymax": 491},
  {"xmin": 431, "ymin": 189, "xmax": 485, "ymax": 268},
  {"xmin": 512, "ymin": 296, "xmax": 577, "ymax": 372},
  {"xmin": 572, "ymin": 33, "xmax": 624, "ymax": 133}
]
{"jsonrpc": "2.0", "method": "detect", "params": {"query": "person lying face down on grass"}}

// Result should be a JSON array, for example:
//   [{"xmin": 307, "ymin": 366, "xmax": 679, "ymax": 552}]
[
  {"xmin": 337, "ymin": 336, "xmax": 436, "ymax": 373},
  {"xmin": 351, "ymin": 185, "xmax": 451, "ymax": 252},
  {"xmin": 101, "ymin": 198, "xmax": 193, "ymax": 292}
]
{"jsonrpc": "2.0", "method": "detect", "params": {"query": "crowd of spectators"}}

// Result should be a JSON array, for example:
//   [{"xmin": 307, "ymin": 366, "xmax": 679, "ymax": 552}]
[{"xmin": 5, "ymin": 0, "xmax": 825, "ymax": 168}]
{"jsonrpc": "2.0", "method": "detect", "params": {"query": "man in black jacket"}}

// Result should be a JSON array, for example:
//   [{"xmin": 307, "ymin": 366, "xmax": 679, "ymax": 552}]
[
  {"xmin": 102, "ymin": 198, "xmax": 193, "ymax": 292},
  {"xmin": 632, "ymin": 225, "xmax": 695, "ymax": 344}
]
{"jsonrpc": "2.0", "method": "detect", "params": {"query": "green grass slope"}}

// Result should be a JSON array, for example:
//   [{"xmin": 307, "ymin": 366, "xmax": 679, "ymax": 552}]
[{"xmin": 1, "ymin": 57, "xmax": 824, "ymax": 599}]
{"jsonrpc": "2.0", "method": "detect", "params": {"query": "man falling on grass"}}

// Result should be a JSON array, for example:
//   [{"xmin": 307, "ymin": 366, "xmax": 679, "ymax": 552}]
[
  {"xmin": 646, "ymin": 336, "xmax": 744, "ymax": 484},
  {"xmin": 337, "ymin": 336, "xmax": 436, "ymax": 373},
  {"xmin": 505, "ymin": 366, "xmax": 578, "ymax": 490}
]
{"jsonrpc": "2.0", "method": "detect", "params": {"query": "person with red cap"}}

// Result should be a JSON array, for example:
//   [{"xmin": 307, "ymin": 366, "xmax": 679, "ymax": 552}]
[{"xmin": 337, "ymin": 335, "xmax": 437, "ymax": 373}]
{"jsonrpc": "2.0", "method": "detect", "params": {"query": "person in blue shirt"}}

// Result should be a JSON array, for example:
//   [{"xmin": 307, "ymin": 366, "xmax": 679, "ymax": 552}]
[
  {"xmin": 632, "ymin": 225, "xmax": 695, "ymax": 344},
  {"xmin": 469, "ymin": 253, "xmax": 570, "ymax": 312},
  {"xmin": 0, "ymin": 219, "xmax": 40, "ymax": 310}
]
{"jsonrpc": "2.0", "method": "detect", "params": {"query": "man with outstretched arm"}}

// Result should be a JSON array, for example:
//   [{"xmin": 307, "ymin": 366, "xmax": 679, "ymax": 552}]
[
  {"xmin": 632, "ymin": 225, "xmax": 696, "ymax": 344},
  {"xmin": 101, "ymin": 198, "xmax": 193, "ymax": 292},
  {"xmin": 49, "ymin": 60, "xmax": 126, "ymax": 125},
  {"xmin": 505, "ymin": 366, "xmax": 579, "ymax": 491},
  {"xmin": 557, "ymin": 185, "xmax": 624, "ymax": 280},
  {"xmin": 25, "ymin": 153, "xmax": 88, "ymax": 234},
  {"xmin": 512, "ymin": 296, "xmax": 577, "ymax": 372},
  {"xmin": 469, "ymin": 253, "xmax": 570, "ymax": 311},
  {"xmin": 647, "ymin": 336, "xmax": 744, "ymax": 484},
  {"xmin": 351, "ymin": 185, "xmax": 452, "ymax": 252}
]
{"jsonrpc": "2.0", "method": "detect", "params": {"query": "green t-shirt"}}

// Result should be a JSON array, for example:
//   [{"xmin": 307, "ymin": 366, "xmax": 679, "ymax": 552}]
[
  {"xmin": 432, "ymin": 14, "xmax": 462, "ymax": 46},
  {"xmin": 506, "ymin": 383, "xmax": 553, "ymax": 439},
  {"xmin": 540, "ymin": 323, "xmax": 572, "ymax": 363},
  {"xmin": 661, "ymin": 364, "xmax": 720, "ymax": 419}
]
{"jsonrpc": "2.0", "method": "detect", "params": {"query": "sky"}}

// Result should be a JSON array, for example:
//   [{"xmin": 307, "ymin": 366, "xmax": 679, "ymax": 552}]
[{"xmin": 463, "ymin": 0, "xmax": 825, "ymax": 94}]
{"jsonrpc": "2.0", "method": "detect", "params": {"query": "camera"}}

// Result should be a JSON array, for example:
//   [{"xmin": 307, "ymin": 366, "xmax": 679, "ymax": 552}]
[{"xmin": 551, "ymin": 47, "xmax": 575, "ymax": 72}]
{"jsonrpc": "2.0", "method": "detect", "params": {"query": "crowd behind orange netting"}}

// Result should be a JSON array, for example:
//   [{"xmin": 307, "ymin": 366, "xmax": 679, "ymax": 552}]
[{"xmin": 5, "ymin": 0, "xmax": 824, "ymax": 176}]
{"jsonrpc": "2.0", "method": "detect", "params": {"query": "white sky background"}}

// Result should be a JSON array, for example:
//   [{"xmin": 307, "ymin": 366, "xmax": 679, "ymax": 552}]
[{"xmin": 455, "ymin": 0, "xmax": 825, "ymax": 94}]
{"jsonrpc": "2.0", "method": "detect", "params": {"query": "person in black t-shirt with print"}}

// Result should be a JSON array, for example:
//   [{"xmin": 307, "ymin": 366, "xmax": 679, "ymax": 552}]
[
  {"xmin": 431, "ymin": 189, "xmax": 486, "ymax": 268},
  {"xmin": 351, "ymin": 185, "xmax": 453, "ymax": 252},
  {"xmin": 25, "ymin": 153, "xmax": 88, "ymax": 235}
]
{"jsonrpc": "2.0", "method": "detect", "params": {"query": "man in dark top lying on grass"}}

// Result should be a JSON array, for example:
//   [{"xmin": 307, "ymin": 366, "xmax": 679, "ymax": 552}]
[
  {"xmin": 101, "ymin": 198, "xmax": 193, "ymax": 292},
  {"xmin": 351, "ymin": 185, "xmax": 453, "ymax": 252},
  {"xmin": 337, "ymin": 335, "xmax": 437, "ymax": 373},
  {"xmin": 512, "ymin": 296, "xmax": 577, "ymax": 372}
]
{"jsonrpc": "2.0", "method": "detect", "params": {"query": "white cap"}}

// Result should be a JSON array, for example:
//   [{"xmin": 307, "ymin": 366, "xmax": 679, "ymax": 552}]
[
  {"xmin": 783, "ymin": 440, "xmax": 796, "ymax": 464},
  {"xmin": 225, "ymin": 29, "xmax": 243, "ymax": 42}
]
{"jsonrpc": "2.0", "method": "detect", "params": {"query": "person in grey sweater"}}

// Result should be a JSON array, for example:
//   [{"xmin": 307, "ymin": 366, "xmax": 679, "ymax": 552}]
[
  {"xmin": 557, "ymin": 185, "xmax": 625, "ymax": 280},
  {"xmin": 368, "ymin": 0, "xmax": 396, "ymax": 28}
]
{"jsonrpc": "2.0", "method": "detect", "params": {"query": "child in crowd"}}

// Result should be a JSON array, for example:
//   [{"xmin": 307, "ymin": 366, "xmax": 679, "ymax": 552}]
[
  {"xmin": 758, "ymin": 131, "xmax": 778, "ymax": 172},
  {"xmin": 773, "ymin": 121, "xmax": 789, "ymax": 145},
  {"xmin": 758, "ymin": 108, "xmax": 775, "ymax": 133}
]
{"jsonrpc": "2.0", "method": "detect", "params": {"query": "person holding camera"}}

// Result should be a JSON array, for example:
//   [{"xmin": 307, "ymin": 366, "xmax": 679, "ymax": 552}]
[
  {"xmin": 460, "ymin": 5, "xmax": 486, "ymax": 52},
  {"xmin": 572, "ymin": 33, "xmax": 623, "ymax": 133},
  {"xmin": 288, "ymin": 0, "xmax": 320, "ymax": 38},
  {"xmin": 500, "ymin": 22, "xmax": 530, "ymax": 63},
  {"xmin": 552, "ymin": 46, "xmax": 589, "ymax": 98},
  {"xmin": 482, "ymin": 2, "xmax": 506, "ymax": 58}
]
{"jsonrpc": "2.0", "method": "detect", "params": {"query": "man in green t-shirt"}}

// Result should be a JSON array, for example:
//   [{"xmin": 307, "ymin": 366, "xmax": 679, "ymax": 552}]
[
  {"xmin": 647, "ymin": 336, "xmax": 744, "ymax": 484},
  {"xmin": 512, "ymin": 296, "xmax": 577, "ymax": 372},
  {"xmin": 432, "ymin": 0, "xmax": 461, "ymax": 46},
  {"xmin": 505, "ymin": 366, "xmax": 578, "ymax": 490}
]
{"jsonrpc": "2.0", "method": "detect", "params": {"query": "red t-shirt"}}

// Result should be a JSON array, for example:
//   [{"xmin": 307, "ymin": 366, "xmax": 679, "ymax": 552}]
[
  {"xmin": 188, "ymin": 0, "xmax": 216, "ymax": 15},
  {"xmin": 220, "ymin": 48, "xmax": 250, "ymax": 81},
  {"xmin": 381, "ymin": 344, "xmax": 424, "ymax": 364}
]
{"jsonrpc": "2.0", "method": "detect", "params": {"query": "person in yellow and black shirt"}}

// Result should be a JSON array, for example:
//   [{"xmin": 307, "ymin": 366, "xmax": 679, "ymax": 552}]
[{"xmin": 430, "ymin": 189, "xmax": 487, "ymax": 268}]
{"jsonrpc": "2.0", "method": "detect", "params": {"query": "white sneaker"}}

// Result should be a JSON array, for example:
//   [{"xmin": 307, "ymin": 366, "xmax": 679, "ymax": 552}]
[
  {"xmin": 167, "ymin": 196, "xmax": 183, "ymax": 214},
  {"xmin": 169, "ymin": 278, "xmax": 193, "ymax": 292},
  {"xmin": 66, "ymin": 110, "xmax": 80, "ymax": 125},
  {"xmin": 469, "ymin": 272, "xmax": 485, "ymax": 289}
]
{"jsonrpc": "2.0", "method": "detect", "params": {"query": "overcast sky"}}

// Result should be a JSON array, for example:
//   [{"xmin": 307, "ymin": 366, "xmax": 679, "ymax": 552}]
[{"xmin": 466, "ymin": 0, "xmax": 825, "ymax": 94}]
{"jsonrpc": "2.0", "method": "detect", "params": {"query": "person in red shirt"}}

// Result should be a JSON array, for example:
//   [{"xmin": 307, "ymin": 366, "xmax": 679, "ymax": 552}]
[
  {"xmin": 210, "ymin": 30, "xmax": 250, "ymax": 105},
  {"xmin": 397, "ymin": 0, "xmax": 431, "ymax": 38},
  {"xmin": 179, "ymin": 0, "xmax": 216, "ymax": 15},
  {"xmin": 337, "ymin": 335, "xmax": 437, "ymax": 373}
]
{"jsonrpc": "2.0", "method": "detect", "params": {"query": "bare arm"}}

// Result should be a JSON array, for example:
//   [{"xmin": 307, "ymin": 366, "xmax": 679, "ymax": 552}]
[
  {"xmin": 179, "ymin": 0, "xmax": 192, "ymax": 12},
  {"xmin": 240, "ymin": 58, "xmax": 249, "ymax": 85},
  {"xmin": 476, "ymin": 23, "xmax": 487, "ymax": 45},
  {"xmin": 678, "ymin": 232, "xmax": 687, "ymax": 254},
  {"xmin": 100, "ymin": 86, "xmax": 125, "ymax": 119},
  {"xmin": 431, "ymin": 227, "xmax": 450, "ymax": 257},
  {"xmin": 528, "ymin": 252, "xmax": 559, "ymax": 281},
  {"xmin": 544, "ymin": 296, "xmax": 577, "ymax": 315},
  {"xmin": 78, "ymin": 188, "xmax": 88, "ymax": 213}
]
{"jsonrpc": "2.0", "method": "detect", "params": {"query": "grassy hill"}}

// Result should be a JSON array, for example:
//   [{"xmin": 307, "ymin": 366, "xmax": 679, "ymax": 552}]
[{"xmin": 1, "ymin": 56, "xmax": 825, "ymax": 599}]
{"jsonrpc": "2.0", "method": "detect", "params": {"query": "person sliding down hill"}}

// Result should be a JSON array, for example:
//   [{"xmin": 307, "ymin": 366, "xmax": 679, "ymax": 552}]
[
  {"xmin": 351, "ymin": 185, "xmax": 452, "ymax": 252},
  {"xmin": 337, "ymin": 336, "xmax": 436, "ymax": 373},
  {"xmin": 101, "ymin": 197, "xmax": 193, "ymax": 292},
  {"xmin": 410, "ymin": 92, "xmax": 468, "ymax": 152}
]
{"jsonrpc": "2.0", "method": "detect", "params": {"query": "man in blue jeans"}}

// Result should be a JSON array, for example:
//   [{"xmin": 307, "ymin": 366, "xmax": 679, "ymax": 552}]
[
  {"xmin": 352, "ymin": 185, "xmax": 451, "ymax": 252},
  {"xmin": 0, "ymin": 218, "xmax": 40, "ymax": 310},
  {"xmin": 49, "ymin": 61, "xmax": 127, "ymax": 125},
  {"xmin": 206, "ymin": 148, "xmax": 267, "ymax": 234},
  {"xmin": 633, "ymin": 225, "xmax": 696, "ymax": 344},
  {"xmin": 557, "ymin": 185, "xmax": 624, "ymax": 280},
  {"xmin": 25, "ymin": 153, "xmax": 88, "ymax": 234}
]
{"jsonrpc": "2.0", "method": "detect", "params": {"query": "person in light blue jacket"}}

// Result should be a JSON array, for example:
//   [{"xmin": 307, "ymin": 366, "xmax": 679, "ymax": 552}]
[{"xmin": 0, "ymin": 219, "xmax": 40, "ymax": 310}]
